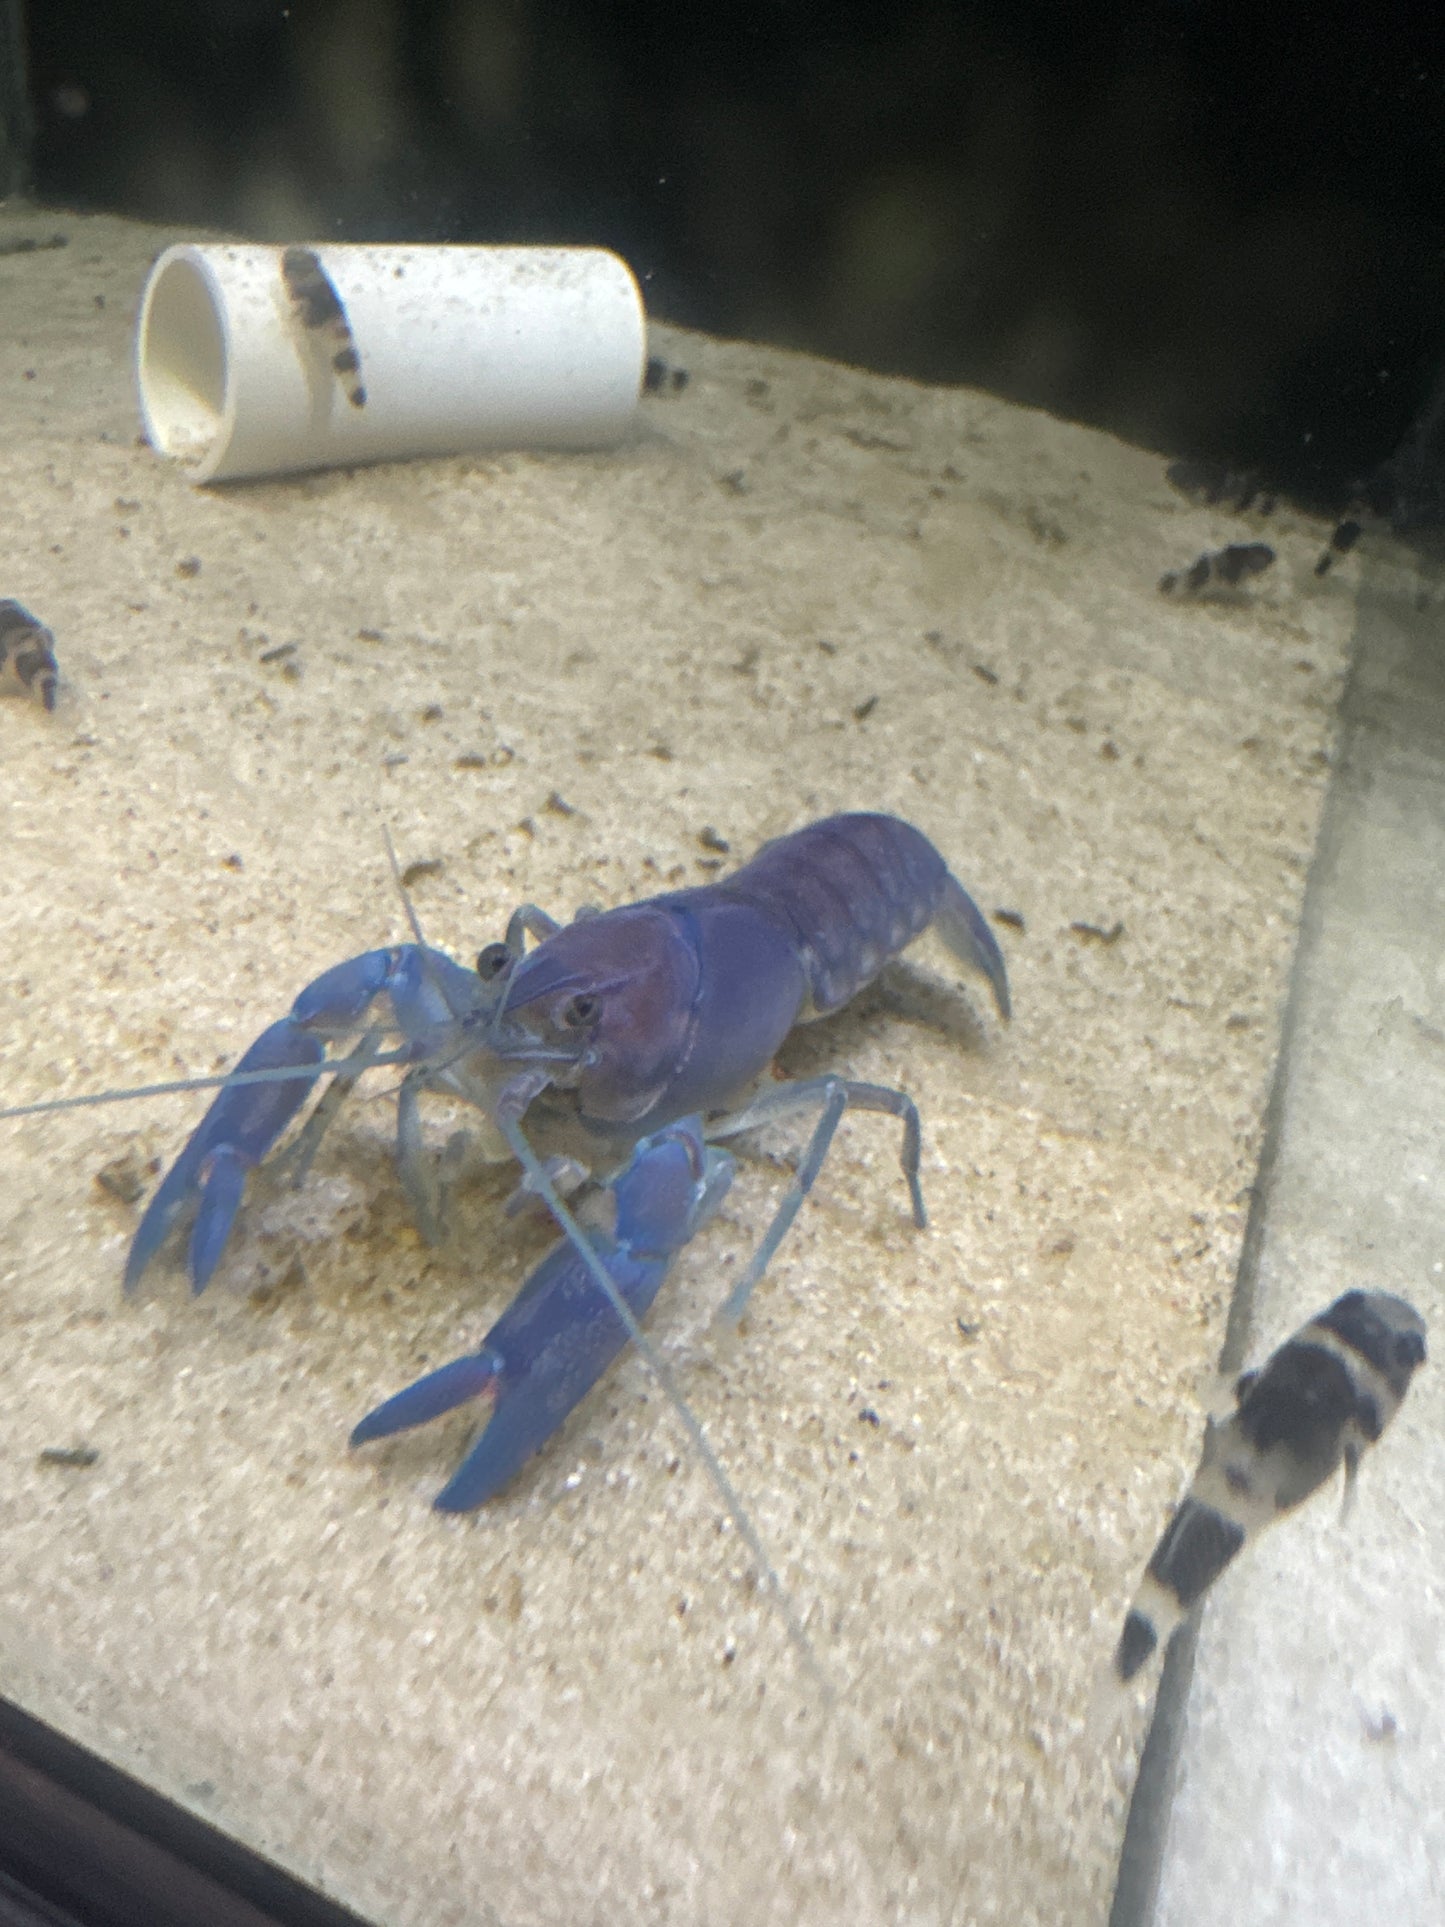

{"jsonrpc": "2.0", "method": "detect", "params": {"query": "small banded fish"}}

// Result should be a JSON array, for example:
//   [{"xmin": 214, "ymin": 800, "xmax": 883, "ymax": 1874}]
[
  {"xmin": 0, "ymin": 600, "xmax": 59, "ymax": 711},
  {"xmin": 1314, "ymin": 518, "xmax": 1362, "ymax": 577},
  {"xmin": 1113, "ymin": 1289, "xmax": 1427, "ymax": 1686},
  {"xmin": 281, "ymin": 247, "xmax": 366, "ymax": 408},
  {"xmin": 1158, "ymin": 541, "xmax": 1275, "ymax": 597}
]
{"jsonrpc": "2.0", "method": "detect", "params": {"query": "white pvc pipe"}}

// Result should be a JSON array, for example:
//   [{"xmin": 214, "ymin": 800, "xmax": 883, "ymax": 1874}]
[{"xmin": 135, "ymin": 243, "xmax": 647, "ymax": 485}]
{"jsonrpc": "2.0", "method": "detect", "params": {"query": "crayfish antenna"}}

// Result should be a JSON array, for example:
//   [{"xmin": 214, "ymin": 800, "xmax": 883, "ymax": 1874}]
[
  {"xmin": 495, "ymin": 1111, "xmax": 831, "ymax": 1700},
  {"xmin": 382, "ymin": 823, "xmax": 430, "ymax": 951},
  {"xmin": 0, "ymin": 1056, "xmax": 398, "ymax": 1128}
]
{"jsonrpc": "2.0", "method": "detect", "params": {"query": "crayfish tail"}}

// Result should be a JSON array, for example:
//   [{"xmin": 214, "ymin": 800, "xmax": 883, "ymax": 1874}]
[
  {"xmin": 349, "ymin": 1351, "xmax": 502, "ymax": 1448},
  {"xmin": 935, "ymin": 872, "xmax": 1012, "ymax": 1021}
]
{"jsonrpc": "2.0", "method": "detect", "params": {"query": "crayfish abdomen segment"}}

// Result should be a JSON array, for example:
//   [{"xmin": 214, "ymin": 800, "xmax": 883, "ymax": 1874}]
[{"xmin": 708, "ymin": 812, "xmax": 1009, "ymax": 1019}]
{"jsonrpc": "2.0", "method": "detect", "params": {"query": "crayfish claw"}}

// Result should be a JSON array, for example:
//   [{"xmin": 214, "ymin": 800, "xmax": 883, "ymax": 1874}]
[
  {"xmin": 122, "ymin": 941, "xmax": 506, "ymax": 1297},
  {"xmin": 352, "ymin": 1119, "xmax": 733, "ymax": 1512},
  {"xmin": 432, "ymin": 1417, "xmax": 536, "ymax": 1513},
  {"xmin": 349, "ymin": 1350, "xmax": 502, "ymax": 1447},
  {"xmin": 122, "ymin": 1154, "xmax": 201, "ymax": 1296},
  {"xmin": 124, "ymin": 1019, "xmax": 329, "ymax": 1294},
  {"xmin": 187, "ymin": 1148, "xmax": 250, "ymax": 1294}
]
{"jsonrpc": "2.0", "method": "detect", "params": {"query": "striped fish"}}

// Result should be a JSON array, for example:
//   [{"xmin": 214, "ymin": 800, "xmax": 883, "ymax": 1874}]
[
  {"xmin": 0, "ymin": 600, "xmax": 59, "ymax": 711},
  {"xmin": 1114, "ymin": 1289, "xmax": 1427, "ymax": 1685},
  {"xmin": 281, "ymin": 247, "xmax": 366, "ymax": 408}
]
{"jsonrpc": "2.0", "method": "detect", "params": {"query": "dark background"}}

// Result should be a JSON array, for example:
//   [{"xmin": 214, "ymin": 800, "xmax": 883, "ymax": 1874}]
[{"xmin": 22, "ymin": 0, "xmax": 1445, "ymax": 505}]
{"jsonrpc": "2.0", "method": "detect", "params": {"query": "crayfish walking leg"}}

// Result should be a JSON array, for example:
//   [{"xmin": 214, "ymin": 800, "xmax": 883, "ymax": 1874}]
[{"xmin": 707, "ymin": 1075, "xmax": 925, "ymax": 1322}]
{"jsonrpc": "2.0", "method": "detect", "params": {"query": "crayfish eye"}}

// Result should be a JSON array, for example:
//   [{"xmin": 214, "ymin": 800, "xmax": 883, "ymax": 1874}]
[
  {"xmin": 561, "ymin": 992, "xmax": 600, "ymax": 1030},
  {"xmin": 475, "ymin": 942, "xmax": 512, "ymax": 982}
]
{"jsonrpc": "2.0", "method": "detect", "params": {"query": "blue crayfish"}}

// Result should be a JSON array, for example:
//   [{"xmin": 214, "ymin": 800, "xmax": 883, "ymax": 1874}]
[{"xmin": 46, "ymin": 813, "xmax": 1011, "ymax": 1518}]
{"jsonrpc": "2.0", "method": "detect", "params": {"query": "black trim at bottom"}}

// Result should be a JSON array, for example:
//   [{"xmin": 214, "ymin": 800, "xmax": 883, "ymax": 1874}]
[{"xmin": 0, "ymin": 1699, "xmax": 368, "ymax": 1927}]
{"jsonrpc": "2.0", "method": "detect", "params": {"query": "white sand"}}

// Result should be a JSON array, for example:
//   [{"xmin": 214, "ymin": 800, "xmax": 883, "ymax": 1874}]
[{"xmin": 0, "ymin": 204, "xmax": 1354, "ymax": 1925}]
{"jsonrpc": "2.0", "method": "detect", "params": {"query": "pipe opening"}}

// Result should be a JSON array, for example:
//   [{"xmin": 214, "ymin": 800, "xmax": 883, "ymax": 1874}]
[{"xmin": 136, "ymin": 254, "xmax": 228, "ymax": 468}]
